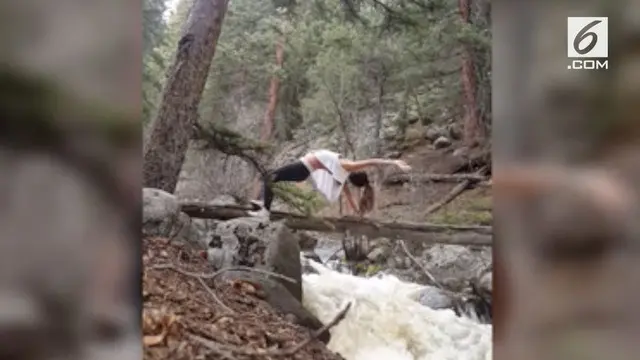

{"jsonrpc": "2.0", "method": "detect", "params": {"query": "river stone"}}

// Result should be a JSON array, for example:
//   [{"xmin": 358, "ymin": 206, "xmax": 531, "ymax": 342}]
[
  {"xmin": 143, "ymin": 188, "xmax": 191, "ymax": 241},
  {"xmin": 415, "ymin": 286, "xmax": 454, "ymax": 310},
  {"xmin": 209, "ymin": 217, "xmax": 303, "ymax": 301}
]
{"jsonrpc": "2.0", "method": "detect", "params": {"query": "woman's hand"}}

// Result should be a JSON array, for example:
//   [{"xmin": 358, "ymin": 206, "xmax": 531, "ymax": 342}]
[{"xmin": 394, "ymin": 159, "xmax": 412, "ymax": 172}]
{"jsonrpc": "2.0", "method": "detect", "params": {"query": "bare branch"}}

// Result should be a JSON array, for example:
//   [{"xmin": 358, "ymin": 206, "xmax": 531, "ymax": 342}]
[
  {"xmin": 398, "ymin": 240, "xmax": 444, "ymax": 289},
  {"xmin": 422, "ymin": 167, "xmax": 489, "ymax": 216}
]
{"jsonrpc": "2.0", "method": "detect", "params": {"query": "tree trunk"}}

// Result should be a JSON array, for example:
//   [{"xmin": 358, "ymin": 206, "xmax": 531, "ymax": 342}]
[
  {"xmin": 252, "ymin": 36, "xmax": 285, "ymax": 198},
  {"xmin": 143, "ymin": 0, "xmax": 229, "ymax": 193},
  {"xmin": 262, "ymin": 37, "xmax": 285, "ymax": 141},
  {"xmin": 371, "ymin": 65, "xmax": 386, "ymax": 214},
  {"xmin": 373, "ymin": 64, "xmax": 386, "ymax": 157},
  {"xmin": 458, "ymin": 0, "xmax": 484, "ymax": 146}
]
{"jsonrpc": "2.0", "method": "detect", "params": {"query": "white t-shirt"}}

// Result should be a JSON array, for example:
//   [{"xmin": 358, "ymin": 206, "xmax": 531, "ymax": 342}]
[{"xmin": 300, "ymin": 149, "xmax": 349, "ymax": 202}]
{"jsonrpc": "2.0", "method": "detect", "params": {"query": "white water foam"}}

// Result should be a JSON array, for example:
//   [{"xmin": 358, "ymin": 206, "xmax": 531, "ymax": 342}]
[{"xmin": 302, "ymin": 260, "xmax": 492, "ymax": 360}]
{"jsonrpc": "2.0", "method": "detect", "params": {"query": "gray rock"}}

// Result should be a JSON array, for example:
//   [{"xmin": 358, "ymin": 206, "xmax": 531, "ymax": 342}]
[
  {"xmin": 433, "ymin": 136, "xmax": 452, "ymax": 149},
  {"xmin": 143, "ymin": 188, "xmax": 178, "ymax": 222},
  {"xmin": 302, "ymin": 251, "xmax": 322, "ymax": 264},
  {"xmin": 425, "ymin": 126, "xmax": 444, "ymax": 141},
  {"xmin": 403, "ymin": 256, "xmax": 414, "ymax": 269},
  {"xmin": 446, "ymin": 123, "xmax": 462, "ymax": 140},
  {"xmin": 189, "ymin": 218, "xmax": 220, "ymax": 248},
  {"xmin": 404, "ymin": 125, "xmax": 425, "ymax": 144},
  {"xmin": 300, "ymin": 255, "xmax": 320, "ymax": 275},
  {"xmin": 415, "ymin": 286, "xmax": 454, "ymax": 310},
  {"xmin": 211, "ymin": 194, "xmax": 238, "ymax": 206},
  {"xmin": 297, "ymin": 232, "xmax": 318, "ymax": 251},
  {"xmin": 173, "ymin": 212, "xmax": 193, "ymax": 242},
  {"xmin": 477, "ymin": 270, "xmax": 492, "ymax": 296},
  {"xmin": 421, "ymin": 244, "xmax": 492, "ymax": 282},
  {"xmin": 381, "ymin": 124, "xmax": 399, "ymax": 140},
  {"xmin": 202, "ymin": 247, "xmax": 230, "ymax": 267},
  {"xmin": 142, "ymin": 188, "xmax": 191, "ymax": 241},
  {"xmin": 367, "ymin": 246, "xmax": 391, "ymax": 263},
  {"xmin": 452, "ymin": 146, "xmax": 470, "ymax": 158},
  {"xmin": 209, "ymin": 218, "xmax": 303, "ymax": 301},
  {"xmin": 384, "ymin": 151, "xmax": 402, "ymax": 159},
  {"xmin": 392, "ymin": 255, "xmax": 407, "ymax": 269}
]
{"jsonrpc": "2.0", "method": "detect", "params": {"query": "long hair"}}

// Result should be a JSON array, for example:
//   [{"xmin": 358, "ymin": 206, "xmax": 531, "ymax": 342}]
[{"xmin": 348, "ymin": 171, "xmax": 375, "ymax": 214}]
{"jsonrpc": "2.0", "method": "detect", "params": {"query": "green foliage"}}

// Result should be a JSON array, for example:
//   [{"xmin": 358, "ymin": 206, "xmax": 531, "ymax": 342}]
[
  {"xmin": 194, "ymin": 121, "xmax": 273, "ymax": 174},
  {"xmin": 145, "ymin": 0, "xmax": 491, "ymax": 149},
  {"xmin": 198, "ymin": 0, "xmax": 282, "ymax": 126},
  {"xmin": 196, "ymin": 122, "xmax": 272, "ymax": 152},
  {"xmin": 143, "ymin": 0, "xmax": 167, "ymax": 56},
  {"xmin": 142, "ymin": 0, "xmax": 169, "ymax": 125},
  {"xmin": 271, "ymin": 183, "xmax": 327, "ymax": 215},
  {"xmin": 143, "ymin": 0, "xmax": 198, "ymax": 126}
]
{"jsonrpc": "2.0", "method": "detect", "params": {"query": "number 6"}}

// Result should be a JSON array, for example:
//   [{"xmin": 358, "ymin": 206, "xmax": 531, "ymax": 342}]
[{"xmin": 573, "ymin": 20, "xmax": 601, "ymax": 55}]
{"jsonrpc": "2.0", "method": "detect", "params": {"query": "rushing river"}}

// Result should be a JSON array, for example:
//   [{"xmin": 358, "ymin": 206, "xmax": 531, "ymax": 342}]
[{"xmin": 301, "ymin": 260, "xmax": 492, "ymax": 360}]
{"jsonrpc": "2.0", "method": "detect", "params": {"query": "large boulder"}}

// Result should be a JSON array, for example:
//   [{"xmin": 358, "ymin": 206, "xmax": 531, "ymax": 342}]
[
  {"xmin": 142, "ymin": 188, "xmax": 191, "ymax": 241},
  {"xmin": 421, "ymin": 244, "xmax": 491, "ymax": 287},
  {"xmin": 206, "ymin": 217, "xmax": 303, "ymax": 301},
  {"xmin": 386, "ymin": 243, "xmax": 492, "ymax": 321},
  {"xmin": 296, "ymin": 231, "xmax": 318, "ymax": 252},
  {"xmin": 189, "ymin": 218, "xmax": 220, "ymax": 248},
  {"xmin": 415, "ymin": 285, "xmax": 454, "ymax": 309}
]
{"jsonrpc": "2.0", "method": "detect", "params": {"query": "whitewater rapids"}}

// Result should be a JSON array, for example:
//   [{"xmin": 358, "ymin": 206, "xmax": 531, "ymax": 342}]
[{"xmin": 301, "ymin": 260, "xmax": 492, "ymax": 360}]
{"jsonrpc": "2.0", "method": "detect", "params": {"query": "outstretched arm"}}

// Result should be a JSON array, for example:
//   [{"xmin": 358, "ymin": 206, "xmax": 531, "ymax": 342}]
[{"xmin": 339, "ymin": 158, "xmax": 411, "ymax": 173}]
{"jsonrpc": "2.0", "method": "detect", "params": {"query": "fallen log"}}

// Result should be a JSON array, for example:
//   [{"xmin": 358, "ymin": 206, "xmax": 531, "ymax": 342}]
[
  {"xmin": 180, "ymin": 202, "xmax": 493, "ymax": 246},
  {"xmin": 384, "ymin": 173, "xmax": 491, "ymax": 187}
]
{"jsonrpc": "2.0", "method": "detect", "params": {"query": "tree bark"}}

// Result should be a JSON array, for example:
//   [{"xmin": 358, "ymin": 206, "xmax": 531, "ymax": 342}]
[
  {"xmin": 180, "ymin": 202, "xmax": 493, "ymax": 246},
  {"xmin": 251, "ymin": 35, "xmax": 285, "ymax": 198},
  {"xmin": 143, "ymin": 0, "xmax": 229, "ymax": 193},
  {"xmin": 262, "ymin": 37, "xmax": 285, "ymax": 142},
  {"xmin": 458, "ymin": 0, "xmax": 484, "ymax": 146}
]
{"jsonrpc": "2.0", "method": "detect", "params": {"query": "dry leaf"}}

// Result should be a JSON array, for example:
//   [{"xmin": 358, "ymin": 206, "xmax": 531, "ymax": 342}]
[
  {"xmin": 231, "ymin": 280, "xmax": 259, "ymax": 295},
  {"xmin": 143, "ymin": 333, "xmax": 166, "ymax": 347}
]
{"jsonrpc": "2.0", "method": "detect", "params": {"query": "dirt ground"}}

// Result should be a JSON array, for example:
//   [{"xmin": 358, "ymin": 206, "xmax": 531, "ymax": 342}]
[{"xmin": 143, "ymin": 236, "xmax": 344, "ymax": 360}]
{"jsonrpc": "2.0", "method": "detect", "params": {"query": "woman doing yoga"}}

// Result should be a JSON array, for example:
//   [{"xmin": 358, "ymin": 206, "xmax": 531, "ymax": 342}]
[{"xmin": 248, "ymin": 149, "xmax": 412, "ymax": 217}]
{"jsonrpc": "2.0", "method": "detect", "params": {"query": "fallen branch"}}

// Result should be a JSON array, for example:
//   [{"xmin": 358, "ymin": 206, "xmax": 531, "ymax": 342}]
[
  {"xmin": 180, "ymin": 202, "xmax": 493, "ymax": 246},
  {"xmin": 189, "ymin": 302, "xmax": 352, "ymax": 357},
  {"xmin": 398, "ymin": 240, "xmax": 444, "ymax": 289},
  {"xmin": 423, "ymin": 167, "xmax": 490, "ymax": 216},
  {"xmin": 423, "ymin": 180, "xmax": 472, "ymax": 216},
  {"xmin": 150, "ymin": 263, "xmax": 297, "ymax": 313},
  {"xmin": 384, "ymin": 173, "xmax": 491, "ymax": 187},
  {"xmin": 398, "ymin": 240, "xmax": 478, "ymax": 302}
]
